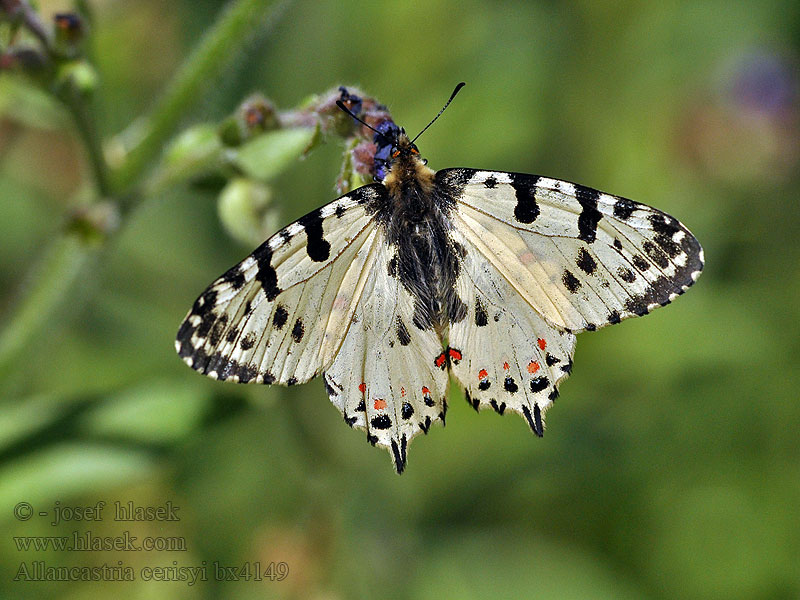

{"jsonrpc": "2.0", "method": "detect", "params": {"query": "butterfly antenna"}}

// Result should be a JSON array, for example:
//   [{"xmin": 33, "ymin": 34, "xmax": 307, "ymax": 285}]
[
  {"xmin": 411, "ymin": 82, "xmax": 466, "ymax": 144},
  {"xmin": 335, "ymin": 99, "xmax": 381, "ymax": 135}
]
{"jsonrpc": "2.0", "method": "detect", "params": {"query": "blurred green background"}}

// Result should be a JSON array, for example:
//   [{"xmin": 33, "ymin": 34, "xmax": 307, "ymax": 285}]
[{"xmin": 2, "ymin": 0, "xmax": 799, "ymax": 598}]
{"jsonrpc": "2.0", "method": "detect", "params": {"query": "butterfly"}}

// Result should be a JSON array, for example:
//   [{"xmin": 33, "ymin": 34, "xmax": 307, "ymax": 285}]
[{"xmin": 176, "ymin": 83, "xmax": 704, "ymax": 473}]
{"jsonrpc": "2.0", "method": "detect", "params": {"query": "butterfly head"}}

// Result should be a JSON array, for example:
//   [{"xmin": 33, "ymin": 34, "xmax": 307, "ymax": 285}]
[{"xmin": 372, "ymin": 121, "xmax": 426, "ymax": 182}]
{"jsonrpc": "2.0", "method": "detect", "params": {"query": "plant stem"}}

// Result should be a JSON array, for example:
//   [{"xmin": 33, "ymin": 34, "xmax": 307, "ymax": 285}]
[
  {"xmin": 110, "ymin": 0, "xmax": 287, "ymax": 194},
  {"xmin": 64, "ymin": 95, "xmax": 112, "ymax": 197}
]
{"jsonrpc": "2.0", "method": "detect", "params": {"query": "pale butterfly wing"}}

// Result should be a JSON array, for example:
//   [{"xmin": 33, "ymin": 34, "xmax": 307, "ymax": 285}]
[
  {"xmin": 443, "ymin": 168, "xmax": 703, "ymax": 432},
  {"xmin": 445, "ymin": 169, "xmax": 704, "ymax": 333},
  {"xmin": 175, "ymin": 184, "xmax": 386, "ymax": 385},
  {"xmin": 449, "ymin": 223, "xmax": 577, "ymax": 430},
  {"xmin": 323, "ymin": 228, "xmax": 449, "ymax": 473}
]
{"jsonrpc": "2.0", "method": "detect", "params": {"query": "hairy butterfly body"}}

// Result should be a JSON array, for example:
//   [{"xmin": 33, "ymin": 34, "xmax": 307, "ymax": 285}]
[{"xmin": 176, "ymin": 85, "xmax": 704, "ymax": 473}]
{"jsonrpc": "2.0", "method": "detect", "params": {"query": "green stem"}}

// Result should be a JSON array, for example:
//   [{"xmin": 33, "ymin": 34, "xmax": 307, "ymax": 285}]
[
  {"xmin": 64, "ymin": 95, "xmax": 112, "ymax": 197},
  {"xmin": 111, "ymin": 0, "xmax": 286, "ymax": 193}
]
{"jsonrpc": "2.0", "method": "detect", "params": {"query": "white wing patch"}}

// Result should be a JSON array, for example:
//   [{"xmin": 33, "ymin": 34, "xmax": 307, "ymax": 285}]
[
  {"xmin": 175, "ymin": 185, "xmax": 384, "ymax": 386},
  {"xmin": 323, "ymin": 230, "xmax": 448, "ymax": 473}
]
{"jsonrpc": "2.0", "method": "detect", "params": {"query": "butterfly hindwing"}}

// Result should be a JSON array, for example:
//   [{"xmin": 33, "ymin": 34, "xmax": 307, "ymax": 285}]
[
  {"xmin": 443, "ymin": 169, "xmax": 704, "ymax": 333},
  {"xmin": 175, "ymin": 184, "xmax": 386, "ymax": 385},
  {"xmin": 448, "ymin": 225, "xmax": 576, "ymax": 432},
  {"xmin": 323, "ymin": 231, "xmax": 449, "ymax": 473}
]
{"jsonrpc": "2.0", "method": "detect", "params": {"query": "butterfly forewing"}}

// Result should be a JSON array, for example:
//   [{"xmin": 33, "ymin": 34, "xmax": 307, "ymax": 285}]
[
  {"xmin": 446, "ymin": 169, "xmax": 704, "ymax": 333},
  {"xmin": 175, "ymin": 184, "xmax": 385, "ymax": 385}
]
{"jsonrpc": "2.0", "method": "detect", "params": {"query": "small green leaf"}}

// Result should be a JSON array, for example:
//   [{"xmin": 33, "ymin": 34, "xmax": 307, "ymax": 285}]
[{"xmin": 233, "ymin": 127, "xmax": 315, "ymax": 181}]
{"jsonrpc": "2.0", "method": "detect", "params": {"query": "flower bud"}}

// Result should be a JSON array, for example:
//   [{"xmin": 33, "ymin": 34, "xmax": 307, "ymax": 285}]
[{"xmin": 217, "ymin": 178, "xmax": 280, "ymax": 247}]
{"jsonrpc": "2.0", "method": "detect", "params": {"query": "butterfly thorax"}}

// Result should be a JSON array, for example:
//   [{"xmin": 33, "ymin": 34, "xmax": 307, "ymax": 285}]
[
  {"xmin": 381, "ymin": 133, "xmax": 435, "ymax": 211},
  {"xmin": 374, "ymin": 133, "xmax": 466, "ymax": 334}
]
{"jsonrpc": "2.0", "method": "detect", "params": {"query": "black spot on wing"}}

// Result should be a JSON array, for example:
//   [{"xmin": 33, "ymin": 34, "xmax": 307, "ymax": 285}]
[
  {"xmin": 401, "ymin": 402, "xmax": 414, "ymax": 419},
  {"xmin": 240, "ymin": 332, "xmax": 256, "ymax": 350},
  {"xmin": 478, "ymin": 379, "xmax": 491, "ymax": 391},
  {"xmin": 208, "ymin": 314, "xmax": 228, "ymax": 346},
  {"xmin": 613, "ymin": 197, "xmax": 637, "ymax": 220},
  {"xmin": 608, "ymin": 310, "xmax": 621, "ymax": 324},
  {"xmin": 562, "ymin": 269, "xmax": 581, "ymax": 293},
  {"xmin": 484, "ymin": 175, "xmax": 498, "ymax": 188},
  {"xmin": 253, "ymin": 243, "xmax": 281, "ymax": 301},
  {"xmin": 648, "ymin": 213, "xmax": 682, "ymax": 258},
  {"xmin": 356, "ymin": 399, "xmax": 366, "ymax": 412},
  {"xmin": 225, "ymin": 327, "xmax": 240, "ymax": 344},
  {"xmin": 474, "ymin": 297, "xmax": 488, "ymax": 327},
  {"xmin": 291, "ymin": 318, "xmax": 305, "ymax": 343},
  {"xmin": 643, "ymin": 240, "xmax": 669, "ymax": 268},
  {"xmin": 617, "ymin": 266, "xmax": 637, "ymax": 283},
  {"xmin": 576, "ymin": 247, "xmax": 597, "ymax": 275},
  {"xmin": 371, "ymin": 414, "xmax": 392, "ymax": 430},
  {"xmin": 625, "ymin": 296, "xmax": 649, "ymax": 316},
  {"xmin": 510, "ymin": 174, "xmax": 540, "ymax": 224},
  {"xmin": 530, "ymin": 376, "xmax": 549, "ymax": 393},
  {"xmin": 545, "ymin": 353, "xmax": 560, "ymax": 366},
  {"xmin": 396, "ymin": 315, "xmax": 411, "ymax": 346},
  {"xmin": 574, "ymin": 184, "xmax": 602, "ymax": 243},
  {"xmin": 298, "ymin": 209, "xmax": 331, "ymax": 262},
  {"xmin": 272, "ymin": 305, "xmax": 288, "ymax": 329},
  {"xmin": 387, "ymin": 255, "xmax": 397, "ymax": 277},
  {"xmin": 221, "ymin": 265, "xmax": 245, "ymax": 290},
  {"xmin": 632, "ymin": 254, "xmax": 650, "ymax": 272},
  {"xmin": 335, "ymin": 203, "xmax": 346, "ymax": 218},
  {"xmin": 504, "ymin": 377, "xmax": 518, "ymax": 394}
]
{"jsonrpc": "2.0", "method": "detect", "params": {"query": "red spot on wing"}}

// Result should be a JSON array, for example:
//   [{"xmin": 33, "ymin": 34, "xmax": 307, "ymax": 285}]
[
  {"xmin": 401, "ymin": 387, "xmax": 406, "ymax": 397},
  {"xmin": 537, "ymin": 338, "xmax": 547, "ymax": 350},
  {"xmin": 422, "ymin": 386, "xmax": 431, "ymax": 395},
  {"xmin": 527, "ymin": 361, "xmax": 540, "ymax": 374},
  {"xmin": 503, "ymin": 361, "xmax": 510, "ymax": 371},
  {"xmin": 358, "ymin": 382, "xmax": 366, "ymax": 393},
  {"xmin": 374, "ymin": 398, "xmax": 387, "ymax": 410},
  {"xmin": 434, "ymin": 353, "xmax": 447, "ymax": 369},
  {"xmin": 478, "ymin": 369, "xmax": 488, "ymax": 380},
  {"xmin": 447, "ymin": 348, "xmax": 462, "ymax": 362}
]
